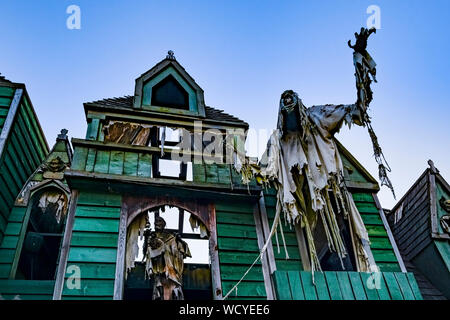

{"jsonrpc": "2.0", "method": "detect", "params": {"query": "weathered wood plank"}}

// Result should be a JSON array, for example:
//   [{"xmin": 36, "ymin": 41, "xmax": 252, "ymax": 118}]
[
  {"xmin": 394, "ymin": 272, "xmax": 415, "ymax": 300},
  {"xmin": 75, "ymin": 206, "xmax": 120, "ymax": 219},
  {"xmin": 383, "ymin": 272, "xmax": 403, "ymax": 300},
  {"xmin": 62, "ymin": 279, "xmax": 114, "ymax": 296},
  {"xmin": 324, "ymin": 272, "xmax": 343, "ymax": 300},
  {"xmin": 299, "ymin": 271, "xmax": 318, "ymax": 300},
  {"xmin": 94, "ymin": 150, "xmax": 110, "ymax": 174},
  {"xmin": 359, "ymin": 272, "xmax": 380, "ymax": 300},
  {"xmin": 348, "ymin": 271, "xmax": 367, "ymax": 300},
  {"xmin": 287, "ymin": 271, "xmax": 304, "ymax": 300},
  {"xmin": 65, "ymin": 263, "xmax": 116, "ymax": 279},
  {"xmin": 67, "ymin": 247, "xmax": 117, "ymax": 263},
  {"xmin": 108, "ymin": 150, "xmax": 124, "ymax": 175},
  {"xmin": 72, "ymin": 217, "xmax": 119, "ymax": 233},
  {"xmin": 137, "ymin": 153, "xmax": 152, "ymax": 177},
  {"xmin": 123, "ymin": 152, "xmax": 138, "ymax": 176},
  {"xmin": 313, "ymin": 272, "xmax": 331, "ymax": 300},
  {"xmin": 336, "ymin": 272, "xmax": 355, "ymax": 300},
  {"xmin": 273, "ymin": 271, "xmax": 292, "ymax": 300},
  {"xmin": 70, "ymin": 232, "xmax": 118, "ymax": 248}
]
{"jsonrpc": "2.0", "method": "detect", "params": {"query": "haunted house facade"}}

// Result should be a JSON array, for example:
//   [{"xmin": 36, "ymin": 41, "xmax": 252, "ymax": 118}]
[{"xmin": 0, "ymin": 56, "xmax": 423, "ymax": 300}]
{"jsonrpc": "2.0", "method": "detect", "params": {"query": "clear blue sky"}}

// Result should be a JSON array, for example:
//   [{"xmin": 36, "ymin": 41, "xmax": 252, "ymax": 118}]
[{"xmin": 1, "ymin": 0, "xmax": 449, "ymax": 208}]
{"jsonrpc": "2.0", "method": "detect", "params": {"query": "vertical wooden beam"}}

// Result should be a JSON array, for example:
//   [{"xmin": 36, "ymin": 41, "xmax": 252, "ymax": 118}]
[
  {"xmin": 294, "ymin": 224, "xmax": 311, "ymax": 271},
  {"xmin": 53, "ymin": 190, "xmax": 79, "ymax": 300},
  {"xmin": 258, "ymin": 193, "xmax": 277, "ymax": 274},
  {"xmin": 373, "ymin": 193, "xmax": 407, "ymax": 272},
  {"xmin": 428, "ymin": 160, "xmax": 439, "ymax": 236},
  {"xmin": 113, "ymin": 201, "xmax": 128, "ymax": 300},
  {"xmin": 253, "ymin": 201, "xmax": 275, "ymax": 300},
  {"xmin": 0, "ymin": 88, "xmax": 23, "ymax": 161},
  {"xmin": 209, "ymin": 204, "xmax": 223, "ymax": 300}
]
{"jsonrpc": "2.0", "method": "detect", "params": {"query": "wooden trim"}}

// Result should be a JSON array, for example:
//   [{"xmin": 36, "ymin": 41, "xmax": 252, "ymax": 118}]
[
  {"xmin": 335, "ymin": 139, "xmax": 379, "ymax": 185},
  {"xmin": 373, "ymin": 193, "xmax": 407, "ymax": 272},
  {"xmin": 428, "ymin": 167, "xmax": 439, "ymax": 235},
  {"xmin": 65, "ymin": 169, "xmax": 261, "ymax": 196},
  {"xmin": 10, "ymin": 185, "xmax": 72, "ymax": 280},
  {"xmin": 85, "ymin": 109, "xmax": 248, "ymax": 130},
  {"xmin": 209, "ymin": 204, "xmax": 223, "ymax": 300},
  {"xmin": 253, "ymin": 202, "xmax": 275, "ymax": 300},
  {"xmin": 294, "ymin": 224, "xmax": 311, "ymax": 271},
  {"xmin": 113, "ymin": 201, "xmax": 128, "ymax": 300},
  {"xmin": 258, "ymin": 193, "xmax": 276, "ymax": 273},
  {"xmin": 345, "ymin": 181, "xmax": 380, "ymax": 192},
  {"xmin": 0, "ymin": 88, "xmax": 23, "ymax": 161},
  {"xmin": 53, "ymin": 190, "xmax": 79, "ymax": 300},
  {"xmin": 9, "ymin": 205, "xmax": 32, "ymax": 279}
]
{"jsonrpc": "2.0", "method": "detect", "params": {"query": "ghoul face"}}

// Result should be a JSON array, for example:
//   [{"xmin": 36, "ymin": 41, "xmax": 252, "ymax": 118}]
[
  {"xmin": 281, "ymin": 90, "xmax": 299, "ymax": 113},
  {"xmin": 154, "ymin": 216, "xmax": 167, "ymax": 231}
]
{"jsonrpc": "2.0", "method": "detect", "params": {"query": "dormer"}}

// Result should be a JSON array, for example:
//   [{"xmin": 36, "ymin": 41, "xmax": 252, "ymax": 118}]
[{"xmin": 133, "ymin": 51, "xmax": 206, "ymax": 117}]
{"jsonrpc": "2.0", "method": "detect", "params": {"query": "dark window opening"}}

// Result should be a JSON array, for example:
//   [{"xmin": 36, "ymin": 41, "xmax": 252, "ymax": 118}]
[
  {"xmin": 151, "ymin": 75, "xmax": 189, "ymax": 110},
  {"xmin": 16, "ymin": 189, "xmax": 68, "ymax": 280},
  {"xmin": 311, "ymin": 192, "xmax": 357, "ymax": 271}
]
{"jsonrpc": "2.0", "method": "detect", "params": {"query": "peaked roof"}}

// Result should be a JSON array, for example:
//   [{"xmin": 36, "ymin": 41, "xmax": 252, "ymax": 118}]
[{"xmin": 84, "ymin": 95, "xmax": 248, "ymax": 127}]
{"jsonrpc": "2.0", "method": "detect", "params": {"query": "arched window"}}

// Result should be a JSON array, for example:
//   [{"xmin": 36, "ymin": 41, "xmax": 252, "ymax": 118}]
[
  {"xmin": 16, "ymin": 187, "xmax": 69, "ymax": 280},
  {"xmin": 124, "ymin": 205, "xmax": 211, "ymax": 300}
]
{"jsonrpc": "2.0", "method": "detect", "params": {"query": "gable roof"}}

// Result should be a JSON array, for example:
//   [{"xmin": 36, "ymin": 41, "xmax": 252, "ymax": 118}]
[{"xmin": 84, "ymin": 95, "xmax": 249, "ymax": 127}]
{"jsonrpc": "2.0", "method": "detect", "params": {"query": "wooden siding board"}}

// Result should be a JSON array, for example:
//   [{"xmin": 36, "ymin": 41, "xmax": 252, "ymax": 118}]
[
  {"xmin": 108, "ymin": 150, "xmax": 124, "ymax": 175},
  {"xmin": 348, "ymin": 271, "xmax": 367, "ymax": 300},
  {"xmin": 324, "ymin": 272, "xmax": 343, "ymax": 300},
  {"xmin": 273, "ymin": 271, "xmax": 292, "ymax": 300},
  {"xmin": 336, "ymin": 271, "xmax": 355, "ymax": 300},
  {"xmin": 123, "ymin": 152, "xmax": 138, "ymax": 176},
  {"xmin": 71, "ymin": 146, "xmax": 88, "ymax": 171},
  {"xmin": 299, "ymin": 271, "xmax": 318, "ymax": 300},
  {"xmin": 313, "ymin": 272, "xmax": 331, "ymax": 300},
  {"xmin": 287, "ymin": 271, "xmax": 304, "ymax": 300},
  {"xmin": 68, "ymin": 247, "xmax": 117, "ymax": 263},
  {"xmin": 359, "ymin": 272, "xmax": 380, "ymax": 300},
  {"xmin": 382, "ymin": 272, "xmax": 403, "ymax": 300},
  {"xmin": 216, "ymin": 200, "xmax": 267, "ymax": 299}
]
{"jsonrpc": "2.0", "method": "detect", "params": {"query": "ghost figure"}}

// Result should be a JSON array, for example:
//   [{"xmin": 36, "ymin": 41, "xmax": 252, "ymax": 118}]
[
  {"xmin": 238, "ymin": 89, "xmax": 378, "ymax": 273},
  {"xmin": 143, "ymin": 217, "xmax": 191, "ymax": 300}
]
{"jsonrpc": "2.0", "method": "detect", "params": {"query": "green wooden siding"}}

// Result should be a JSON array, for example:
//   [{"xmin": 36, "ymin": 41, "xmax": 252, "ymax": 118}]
[
  {"xmin": 0, "ymin": 207, "xmax": 27, "ymax": 279},
  {"xmin": 273, "ymin": 270, "xmax": 422, "ymax": 300},
  {"xmin": 263, "ymin": 188, "xmax": 303, "ymax": 271},
  {"xmin": 352, "ymin": 192, "xmax": 401, "ymax": 272},
  {"xmin": 0, "ymin": 90, "xmax": 48, "ymax": 244},
  {"xmin": 71, "ymin": 146, "xmax": 152, "ymax": 178},
  {"xmin": 215, "ymin": 200, "xmax": 267, "ymax": 300},
  {"xmin": 0, "ymin": 86, "xmax": 14, "ymax": 131},
  {"xmin": 0, "ymin": 280, "xmax": 54, "ymax": 300},
  {"xmin": 61, "ymin": 192, "xmax": 121, "ymax": 300},
  {"xmin": 193, "ymin": 163, "xmax": 257, "ymax": 188}
]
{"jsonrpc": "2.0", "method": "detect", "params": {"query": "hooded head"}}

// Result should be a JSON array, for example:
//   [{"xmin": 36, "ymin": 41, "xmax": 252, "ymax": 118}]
[{"xmin": 277, "ymin": 90, "xmax": 309, "ymax": 138}]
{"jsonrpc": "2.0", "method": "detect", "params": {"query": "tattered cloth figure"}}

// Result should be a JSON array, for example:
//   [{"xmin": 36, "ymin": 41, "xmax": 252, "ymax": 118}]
[
  {"xmin": 234, "ymin": 28, "xmax": 391, "ymax": 275},
  {"xmin": 142, "ymin": 217, "xmax": 191, "ymax": 300}
]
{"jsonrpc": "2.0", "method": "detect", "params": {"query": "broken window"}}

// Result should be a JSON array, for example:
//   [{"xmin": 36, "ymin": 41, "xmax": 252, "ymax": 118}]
[
  {"xmin": 16, "ymin": 188, "xmax": 69, "ymax": 280},
  {"xmin": 310, "ymin": 192, "xmax": 357, "ymax": 271}
]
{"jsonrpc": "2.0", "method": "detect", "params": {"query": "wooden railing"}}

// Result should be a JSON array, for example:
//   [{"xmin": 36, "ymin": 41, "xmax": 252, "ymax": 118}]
[{"xmin": 273, "ymin": 270, "xmax": 422, "ymax": 300}]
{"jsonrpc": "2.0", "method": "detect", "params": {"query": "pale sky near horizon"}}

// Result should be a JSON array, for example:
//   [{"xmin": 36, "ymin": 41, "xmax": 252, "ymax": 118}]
[{"xmin": 1, "ymin": 0, "xmax": 449, "ymax": 213}]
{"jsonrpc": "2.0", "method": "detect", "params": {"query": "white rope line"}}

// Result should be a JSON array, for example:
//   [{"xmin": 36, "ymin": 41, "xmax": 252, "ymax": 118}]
[{"xmin": 223, "ymin": 203, "xmax": 283, "ymax": 300}]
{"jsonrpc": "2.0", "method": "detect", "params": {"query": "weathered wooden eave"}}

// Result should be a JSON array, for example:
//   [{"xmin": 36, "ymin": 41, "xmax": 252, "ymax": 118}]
[
  {"xmin": 335, "ymin": 139, "xmax": 380, "ymax": 192},
  {"xmin": 83, "ymin": 103, "xmax": 249, "ymax": 130},
  {"xmin": 64, "ymin": 169, "xmax": 261, "ymax": 200}
]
